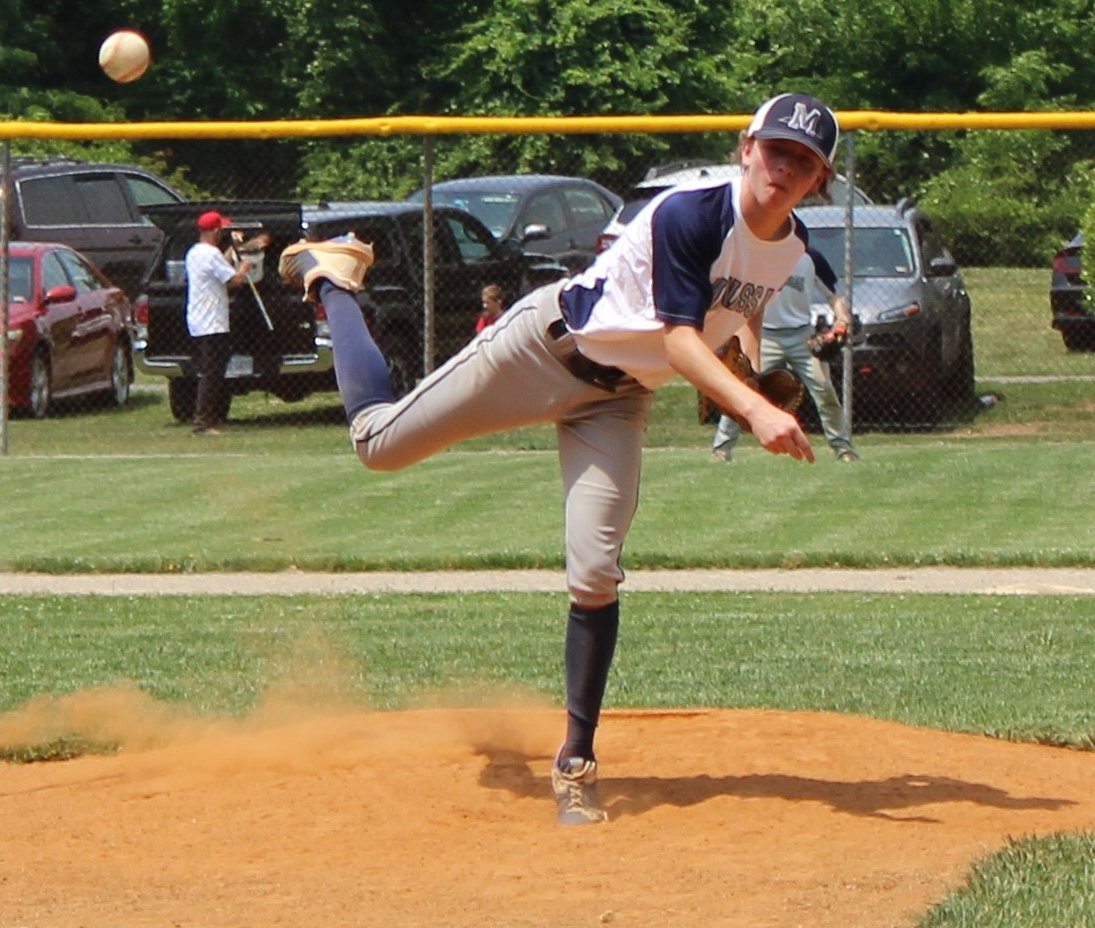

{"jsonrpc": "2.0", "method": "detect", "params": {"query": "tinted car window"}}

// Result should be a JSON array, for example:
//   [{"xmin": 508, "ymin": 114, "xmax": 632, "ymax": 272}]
[
  {"xmin": 19, "ymin": 176, "xmax": 86, "ymax": 226},
  {"xmin": 57, "ymin": 249, "xmax": 101, "ymax": 294},
  {"xmin": 915, "ymin": 219, "xmax": 946, "ymax": 265},
  {"xmin": 563, "ymin": 186, "xmax": 613, "ymax": 225},
  {"xmin": 809, "ymin": 226, "xmax": 916, "ymax": 279},
  {"xmin": 430, "ymin": 191, "xmax": 518, "ymax": 240},
  {"xmin": 522, "ymin": 191, "xmax": 567, "ymax": 232},
  {"xmin": 8, "ymin": 257, "xmax": 33, "ymax": 301},
  {"xmin": 41, "ymin": 251, "xmax": 69, "ymax": 291},
  {"xmin": 398, "ymin": 213, "xmax": 462, "ymax": 265},
  {"xmin": 124, "ymin": 173, "xmax": 182, "ymax": 217},
  {"xmin": 75, "ymin": 174, "xmax": 132, "ymax": 224},
  {"xmin": 446, "ymin": 214, "xmax": 494, "ymax": 262}
]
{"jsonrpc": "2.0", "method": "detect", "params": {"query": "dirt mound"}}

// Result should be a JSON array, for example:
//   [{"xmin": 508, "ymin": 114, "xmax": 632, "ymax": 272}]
[{"xmin": 2, "ymin": 701, "xmax": 1094, "ymax": 927}]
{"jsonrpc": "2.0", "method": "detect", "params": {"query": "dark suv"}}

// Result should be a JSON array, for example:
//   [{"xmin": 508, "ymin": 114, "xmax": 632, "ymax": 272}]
[
  {"xmin": 303, "ymin": 201, "xmax": 567, "ymax": 393},
  {"xmin": 1, "ymin": 157, "xmax": 186, "ymax": 297},
  {"xmin": 406, "ymin": 175, "xmax": 621, "ymax": 273}
]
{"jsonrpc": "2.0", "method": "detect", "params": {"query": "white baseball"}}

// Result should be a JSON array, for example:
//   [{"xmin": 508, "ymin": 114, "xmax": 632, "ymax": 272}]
[{"xmin": 98, "ymin": 30, "xmax": 151, "ymax": 84}]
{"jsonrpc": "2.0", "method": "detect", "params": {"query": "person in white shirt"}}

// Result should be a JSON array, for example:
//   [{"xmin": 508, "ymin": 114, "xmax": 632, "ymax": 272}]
[
  {"xmin": 185, "ymin": 211, "xmax": 252, "ymax": 435},
  {"xmin": 712, "ymin": 246, "xmax": 860, "ymax": 461}
]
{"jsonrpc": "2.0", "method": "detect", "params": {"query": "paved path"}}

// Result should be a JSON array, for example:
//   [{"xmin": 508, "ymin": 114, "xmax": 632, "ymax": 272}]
[{"xmin": 1, "ymin": 567, "xmax": 1093, "ymax": 596}]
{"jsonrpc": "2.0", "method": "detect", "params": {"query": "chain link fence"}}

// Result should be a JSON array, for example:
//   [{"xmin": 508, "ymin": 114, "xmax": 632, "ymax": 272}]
[{"xmin": 1, "ymin": 114, "xmax": 1092, "ymax": 448}]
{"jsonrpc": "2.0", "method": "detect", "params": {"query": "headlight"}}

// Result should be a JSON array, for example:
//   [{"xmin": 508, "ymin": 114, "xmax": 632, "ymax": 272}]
[{"xmin": 876, "ymin": 302, "xmax": 921, "ymax": 323}]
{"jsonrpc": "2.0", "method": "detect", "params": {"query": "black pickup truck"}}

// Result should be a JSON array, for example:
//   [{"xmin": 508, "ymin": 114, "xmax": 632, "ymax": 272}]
[
  {"xmin": 133, "ymin": 201, "xmax": 332, "ymax": 422},
  {"xmin": 134, "ymin": 200, "xmax": 568, "ymax": 421}
]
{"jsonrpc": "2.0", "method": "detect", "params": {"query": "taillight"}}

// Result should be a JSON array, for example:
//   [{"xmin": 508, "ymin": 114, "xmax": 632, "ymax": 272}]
[
  {"xmin": 133, "ymin": 293, "xmax": 149, "ymax": 326},
  {"xmin": 596, "ymin": 233, "xmax": 617, "ymax": 253},
  {"xmin": 314, "ymin": 302, "xmax": 328, "ymax": 321},
  {"xmin": 1053, "ymin": 250, "xmax": 1082, "ymax": 277}
]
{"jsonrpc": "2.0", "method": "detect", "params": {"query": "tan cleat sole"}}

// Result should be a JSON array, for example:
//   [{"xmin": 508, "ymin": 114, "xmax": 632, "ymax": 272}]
[{"xmin": 278, "ymin": 236, "xmax": 375, "ymax": 299}]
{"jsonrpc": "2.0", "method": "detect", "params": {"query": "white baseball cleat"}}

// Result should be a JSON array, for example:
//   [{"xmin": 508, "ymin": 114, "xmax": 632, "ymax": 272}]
[{"xmin": 551, "ymin": 756, "xmax": 609, "ymax": 825}]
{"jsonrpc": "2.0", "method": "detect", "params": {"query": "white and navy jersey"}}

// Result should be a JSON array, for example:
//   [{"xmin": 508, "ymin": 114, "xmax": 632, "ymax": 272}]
[
  {"xmin": 559, "ymin": 177, "xmax": 808, "ymax": 388},
  {"xmin": 762, "ymin": 247, "xmax": 838, "ymax": 329}
]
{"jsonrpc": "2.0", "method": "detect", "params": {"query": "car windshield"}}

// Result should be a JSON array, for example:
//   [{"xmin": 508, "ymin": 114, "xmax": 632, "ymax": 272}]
[
  {"xmin": 808, "ymin": 226, "xmax": 916, "ymax": 278},
  {"xmin": 7, "ymin": 257, "xmax": 33, "ymax": 302},
  {"xmin": 430, "ymin": 191, "xmax": 519, "ymax": 239}
]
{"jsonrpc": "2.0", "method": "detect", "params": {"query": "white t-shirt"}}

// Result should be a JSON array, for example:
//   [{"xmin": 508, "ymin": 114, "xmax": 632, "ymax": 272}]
[
  {"xmin": 762, "ymin": 248, "xmax": 839, "ymax": 329},
  {"xmin": 559, "ymin": 178, "xmax": 807, "ymax": 388},
  {"xmin": 185, "ymin": 242, "xmax": 237, "ymax": 337}
]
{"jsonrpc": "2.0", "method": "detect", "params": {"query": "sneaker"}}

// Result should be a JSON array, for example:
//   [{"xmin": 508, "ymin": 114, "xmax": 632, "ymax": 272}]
[
  {"xmin": 837, "ymin": 449, "xmax": 860, "ymax": 462},
  {"xmin": 551, "ymin": 756, "xmax": 608, "ymax": 825},
  {"xmin": 278, "ymin": 234, "xmax": 375, "ymax": 300}
]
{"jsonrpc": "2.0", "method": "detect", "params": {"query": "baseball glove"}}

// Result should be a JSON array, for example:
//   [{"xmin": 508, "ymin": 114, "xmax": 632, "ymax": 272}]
[
  {"xmin": 697, "ymin": 336, "xmax": 805, "ymax": 430},
  {"xmin": 806, "ymin": 321, "xmax": 849, "ymax": 362}
]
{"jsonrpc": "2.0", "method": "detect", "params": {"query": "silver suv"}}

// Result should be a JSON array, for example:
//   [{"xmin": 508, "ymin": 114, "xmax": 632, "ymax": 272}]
[{"xmin": 800, "ymin": 201, "xmax": 975, "ymax": 425}]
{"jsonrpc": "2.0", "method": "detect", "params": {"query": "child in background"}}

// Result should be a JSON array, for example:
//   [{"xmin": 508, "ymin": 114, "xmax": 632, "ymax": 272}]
[{"xmin": 476, "ymin": 284, "xmax": 506, "ymax": 333}]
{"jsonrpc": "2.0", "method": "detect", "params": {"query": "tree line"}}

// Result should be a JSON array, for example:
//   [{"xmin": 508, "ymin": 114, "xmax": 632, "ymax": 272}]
[{"xmin": 4, "ymin": 0, "xmax": 1095, "ymax": 264}]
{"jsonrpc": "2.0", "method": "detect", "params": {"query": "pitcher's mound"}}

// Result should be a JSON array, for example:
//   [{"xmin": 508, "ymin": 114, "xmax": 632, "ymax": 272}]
[{"xmin": 2, "ymin": 707, "xmax": 1094, "ymax": 927}]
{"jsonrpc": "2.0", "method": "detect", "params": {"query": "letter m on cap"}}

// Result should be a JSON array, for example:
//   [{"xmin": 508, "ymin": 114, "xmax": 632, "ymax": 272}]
[{"xmin": 783, "ymin": 103, "xmax": 821, "ymax": 138}]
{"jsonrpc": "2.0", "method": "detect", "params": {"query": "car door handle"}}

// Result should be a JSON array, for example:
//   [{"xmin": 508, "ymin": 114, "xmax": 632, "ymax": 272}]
[{"xmin": 129, "ymin": 234, "xmax": 143, "ymax": 244}]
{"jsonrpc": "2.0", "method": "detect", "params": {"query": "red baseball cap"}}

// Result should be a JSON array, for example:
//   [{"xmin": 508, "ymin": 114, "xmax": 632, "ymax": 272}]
[{"xmin": 196, "ymin": 210, "xmax": 233, "ymax": 231}]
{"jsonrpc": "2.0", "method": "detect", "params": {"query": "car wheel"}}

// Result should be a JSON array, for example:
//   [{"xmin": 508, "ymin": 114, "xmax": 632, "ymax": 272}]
[
  {"xmin": 947, "ymin": 323, "xmax": 976, "ymax": 404},
  {"xmin": 28, "ymin": 351, "xmax": 52, "ymax": 419},
  {"xmin": 913, "ymin": 338, "xmax": 944, "ymax": 427},
  {"xmin": 108, "ymin": 340, "xmax": 132, "ymax": 408},
  {"xmin": 168, "ymin": 378, "xmax": 198, "ymax": 422},
  {"xmin": 1060, "ymin": 323, "xmax": 1095, "ymax": 352}
]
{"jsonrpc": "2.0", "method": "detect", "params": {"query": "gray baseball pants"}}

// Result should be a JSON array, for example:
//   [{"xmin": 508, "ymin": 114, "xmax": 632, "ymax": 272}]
[{"xmin": 349, "ymin": 282, "xmax": 654, "ymax": 607}]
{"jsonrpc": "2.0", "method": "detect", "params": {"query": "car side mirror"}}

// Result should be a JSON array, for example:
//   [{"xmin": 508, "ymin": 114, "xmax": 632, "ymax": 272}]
[
  {"xmin": 521, "ymin": 223, "xmax": 550, "ymax": 244},
  {"xmin": 927, "ymin": 255, "xmax": 957, "ymax": 277},
  {"xmin": 43, "ymin": 284, "xmax": 77, "ymax": 305}
]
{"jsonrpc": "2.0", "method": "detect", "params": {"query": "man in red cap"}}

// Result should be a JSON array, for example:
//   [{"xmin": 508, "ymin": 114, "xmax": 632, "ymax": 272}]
[{"xmin": 185, "ymin": 211, "xmax": 253, "ymax": 434}]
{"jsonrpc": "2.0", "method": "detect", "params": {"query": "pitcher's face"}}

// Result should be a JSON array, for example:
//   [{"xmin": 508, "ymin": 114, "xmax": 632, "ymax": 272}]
[{"xmin": 741, "ymin": 137, "xmax": 828, "ymax": 213}]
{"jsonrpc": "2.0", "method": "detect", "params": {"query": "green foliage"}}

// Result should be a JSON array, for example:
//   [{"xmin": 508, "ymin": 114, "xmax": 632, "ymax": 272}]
[
  {"xmin": 5, "ymin": 0, "xmax": 1095, "ymax": 258},
  {"xmin": 916, "ymin": 51, "xmax": 1091, "ymax": 266},
  {"xmin": 295, "ymin": 137, "xmax": 425, "ymax": 201},
  {"xmin": 418, "ymin": 0, "xmax": 749, "ymax": 184}
]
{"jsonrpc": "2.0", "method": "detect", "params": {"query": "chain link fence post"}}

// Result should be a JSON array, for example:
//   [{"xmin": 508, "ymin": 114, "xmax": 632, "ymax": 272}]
[
  {"xmin": 841, "ymin": 130, "xmax": 856, "ymax": 432},
  {"xmin": 421, "ymin": 135, "xmax": 436, "ymax": 376},
  {"xmin": 0, "ymin": 141, "xmax": 10, "ymax": 455}
]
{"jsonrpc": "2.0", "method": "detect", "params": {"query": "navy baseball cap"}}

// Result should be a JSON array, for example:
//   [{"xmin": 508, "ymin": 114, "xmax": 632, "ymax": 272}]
[{"xmin": 746, "ymin": 93, "xmax": 839, "ymax": 171}]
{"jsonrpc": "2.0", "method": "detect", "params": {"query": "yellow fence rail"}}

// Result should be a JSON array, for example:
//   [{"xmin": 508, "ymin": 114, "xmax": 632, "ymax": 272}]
[{"xmin": 3, "ymin": 111, "xmax": 1095, "ymax": 141}]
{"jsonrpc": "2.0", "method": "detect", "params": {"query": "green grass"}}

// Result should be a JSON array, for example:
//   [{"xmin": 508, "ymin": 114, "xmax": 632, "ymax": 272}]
[
  {"xmin": 919, "ymin": 834, "xmax": 1095, "ymax": 927},
  {"xmin": 1, "ymin": 590, "xmax": 1093, "ymax": 749},
  {"xmin": 2, "ymin": 431, "xmax": 1094, "ymax": 571}
]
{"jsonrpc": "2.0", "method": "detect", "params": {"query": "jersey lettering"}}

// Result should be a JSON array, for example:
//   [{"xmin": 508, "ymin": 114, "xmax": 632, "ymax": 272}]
[{"xmin": 713, "ymin": 276, "xmax": 776, "ymax": 317}]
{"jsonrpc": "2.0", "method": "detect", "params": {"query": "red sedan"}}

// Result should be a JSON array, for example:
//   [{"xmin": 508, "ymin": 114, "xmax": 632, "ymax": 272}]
[{"xmin": 4, "ymin": 242, "xmax": 134, "ymax": 418}]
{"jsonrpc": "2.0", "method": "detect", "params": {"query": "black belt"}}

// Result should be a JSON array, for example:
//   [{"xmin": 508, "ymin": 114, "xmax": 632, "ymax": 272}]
[{"xmin": 547, "ymin": 318, "xmax": 632, "ymax": 392}]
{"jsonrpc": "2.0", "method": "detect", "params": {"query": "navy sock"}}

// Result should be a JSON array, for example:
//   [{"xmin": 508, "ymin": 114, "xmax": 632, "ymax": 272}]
[
  {"xmin": 560, "ymin": 600, "xmax": 620, "ymax": 763},
  {"xmin": 319, "ymin": 280, "xmax": 393, "ymax": 421}
]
